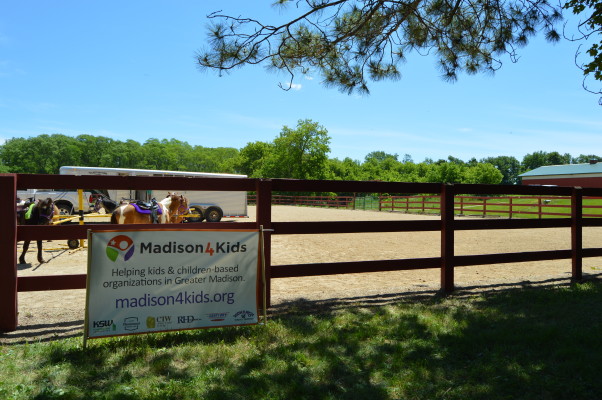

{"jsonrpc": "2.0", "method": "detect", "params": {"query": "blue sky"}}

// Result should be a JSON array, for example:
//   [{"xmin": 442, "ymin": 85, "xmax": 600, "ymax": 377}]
[{"xmin": 1, "ymin": 1, "xmax": 600, "ymax": 164}]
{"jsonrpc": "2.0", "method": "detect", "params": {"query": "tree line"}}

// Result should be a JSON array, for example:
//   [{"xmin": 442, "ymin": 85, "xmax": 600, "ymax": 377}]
[{"xmin": 1, "ymin": 119, "xmax": 599, "ymax": 186}]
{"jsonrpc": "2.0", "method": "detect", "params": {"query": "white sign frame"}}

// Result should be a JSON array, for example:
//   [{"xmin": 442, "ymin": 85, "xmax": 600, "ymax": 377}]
[{"xmin": 84, "ymin": 228, "xmax": 263, "ymax": 344}]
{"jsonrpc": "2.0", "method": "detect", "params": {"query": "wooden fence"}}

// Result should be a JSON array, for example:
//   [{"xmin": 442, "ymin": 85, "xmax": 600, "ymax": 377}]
[
  {"xmin": 251, "ymin": 193, "xmax": 602, "ymax": 218},
  {"xmin": 2, "ymin": 173, "xmax": 602, "ymax": 332},
  {"xmin": 380, "ymin": 195, "xmax": 602, "ymax": 218}
]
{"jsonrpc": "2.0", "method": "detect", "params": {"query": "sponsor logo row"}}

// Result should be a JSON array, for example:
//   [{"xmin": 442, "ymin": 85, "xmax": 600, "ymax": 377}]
[{"xmin": 91, "ymin": 310, "xmax": 255, "ymax": 334}]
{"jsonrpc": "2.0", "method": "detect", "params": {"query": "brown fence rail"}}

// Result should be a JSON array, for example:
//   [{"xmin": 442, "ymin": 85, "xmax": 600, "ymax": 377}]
[{"xmin": 2, "ymin": 174, "xmax": 602, "ymax": 332}]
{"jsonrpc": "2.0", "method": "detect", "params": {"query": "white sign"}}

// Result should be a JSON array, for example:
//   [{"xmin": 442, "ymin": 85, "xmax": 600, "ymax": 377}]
[{"xmin": 85, "ymin": 229, "xmax": 260, "ymax": 339}]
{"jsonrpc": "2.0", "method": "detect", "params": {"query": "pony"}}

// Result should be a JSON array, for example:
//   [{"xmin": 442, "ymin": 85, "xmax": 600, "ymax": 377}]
[
  {"xmin": 17, "ymin": 197, "xmax": 59, "ymax": 264},
  {"xmin": 93, "ymin": 195, "xmax": 119, "ymax": 214},
  {"xmin": 110, "ymin": 192, "xmax": 189, "ymax": 224}
]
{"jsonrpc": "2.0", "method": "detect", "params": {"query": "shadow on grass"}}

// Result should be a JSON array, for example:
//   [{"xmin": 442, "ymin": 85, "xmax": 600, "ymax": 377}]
[{"xmin": 14, "ymin": 279, "xmax": 602, "ymax": 399}]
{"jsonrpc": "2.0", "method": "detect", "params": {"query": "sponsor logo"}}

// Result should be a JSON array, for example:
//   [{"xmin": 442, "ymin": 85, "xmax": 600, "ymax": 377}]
[
  {"xmin": 206, "ymin": 312, "xmax": 229, "ymax": 322},
  {"xmin": 92, "ymin": 320, "xmax": 116, "ymax": 333},
  {"xmin": 106, "ymin": 235, "xmax": 135, "ymax": 262},
  {"xmin": 123, "ymin": 317, "xmax": 140, "ymax": 331},
  {"xmin": 177, "ymin": 315, "xmax": 202, "ymax": 324},
  {"xmin": 147, "ymin": 315, "xmax": 173, "ymax": 329},
  {"xmin": 233, "ymin": 310, "xmax": 256, "ymax": 322}
]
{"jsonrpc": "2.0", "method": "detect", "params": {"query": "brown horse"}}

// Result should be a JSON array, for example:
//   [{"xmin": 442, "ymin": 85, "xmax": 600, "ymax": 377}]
[
  {"xmin": 110, "ymin": 193, "xmax": 189, "ymax": 224},
  {"xmin": 17, "ymin": 197, "xmax": 59, "ymax": 264}
]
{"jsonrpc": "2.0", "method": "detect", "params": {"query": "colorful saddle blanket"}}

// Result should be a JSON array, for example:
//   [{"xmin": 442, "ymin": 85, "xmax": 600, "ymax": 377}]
[{"xmin": 132, "ymin": 201, "xmax": 163, "ymax": 215}]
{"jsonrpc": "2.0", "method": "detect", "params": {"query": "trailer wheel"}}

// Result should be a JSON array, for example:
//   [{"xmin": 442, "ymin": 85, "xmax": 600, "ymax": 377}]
[
  {"xmin": 186, "ymin": 206, "xmax": 204, "ymax": 222},
  {"xmin": 56, "ymin": 201, "xmax": 73, "ymax": 215},
  {"xmin": 205, "ymin": 207, "xmax": 223, "ymax": 223},
  {"xmin": 67, "ymin": 239, "xmax": 79, "ymax": 249}
]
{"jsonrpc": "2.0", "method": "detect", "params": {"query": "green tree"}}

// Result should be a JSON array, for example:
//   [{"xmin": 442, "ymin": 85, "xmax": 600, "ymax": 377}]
[
  {"xmin": 564, "ymin": 0, "xmax": 602, "ymax": 101},
  {"xmin": 326, "ymin": 157, "xmax": 364, "ymax": 180},
  {"xmin": 521, "ymin": 151, "xmax": 572, "ymax": 172},
  {"xmin": 230, "ymin": 141, "xmax": 274, "ymax": 177},
  {"xmin": 105, "ymin": 139, "xmax": 144, "ymax": 168},
  {"xmin": 364, "ymin": 151, "xmax": 398, "ymax": 163},
  {"xmin": 481, "ymin": 155, "xmax": 521, "ymax": 184},
  {"xmin": 573, "ymin": 154, "xmax": 602, "ymax": 163},
  {"xmin": 0, "ymin": 137, "xmax": 34, "ymax": 173},
  {"xmin": 76, "ymin": 135, "xmax": 115, "ymax": 167},
  {"xmin": 361, "ymin": 151, "xmax": 403, "ymax": 181},
  {"xmin": 1, "ymin": 134, "xmax": 82, "ymax": 174},
  {"xmin": 447, "ymin": 156, "xmax": 466, "ymax": 165},
  {"xmin": 425, "ymin": 162, "xmax": 465, "ymax": 183},
  {"xmin": 462, "ymin": 163, "xmax": 503, "ymax": 184},
  {"xmin": 262, "ymin": 119, "xmax": 331, "ymax": 179},
  {"xmin": 198, "ymin": 0, "xmax": 562, "ymax": 94}
]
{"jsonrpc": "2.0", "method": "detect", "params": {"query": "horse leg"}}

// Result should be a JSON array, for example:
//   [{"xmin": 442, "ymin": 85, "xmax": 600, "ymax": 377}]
[
  {"xmin": 19, "ymin": 240, "xmax": 30, "ymax": 264},
  {"xmin": 36, "ymin": 240, "xmax": 46, "ymax": 263}
]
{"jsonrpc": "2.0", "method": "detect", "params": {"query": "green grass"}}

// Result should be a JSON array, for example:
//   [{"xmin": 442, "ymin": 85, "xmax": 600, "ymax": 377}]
[{"xmin": 3, "ymin": 282, "xmax": 602, "ymax": 399}]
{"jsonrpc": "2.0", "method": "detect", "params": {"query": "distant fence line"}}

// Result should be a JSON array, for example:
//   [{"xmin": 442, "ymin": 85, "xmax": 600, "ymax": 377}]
[
  {"xmin": 248, "ymin": 194, "xmax": 602, "ymax": 219},
  {"xmin": 3, "ymin": 174, "xmax": 602, "ymax": 332}
]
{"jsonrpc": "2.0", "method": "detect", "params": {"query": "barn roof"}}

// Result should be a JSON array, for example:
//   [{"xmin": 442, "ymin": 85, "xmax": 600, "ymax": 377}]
[{"xmin": 520, "ymin": 162, "xmax": 602, "ymax": 177}]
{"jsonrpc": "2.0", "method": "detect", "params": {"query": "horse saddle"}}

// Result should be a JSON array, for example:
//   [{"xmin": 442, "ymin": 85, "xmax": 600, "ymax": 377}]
[{"xmin": 132, "ymin": 199, "xmax": 162, "ymax": 223}]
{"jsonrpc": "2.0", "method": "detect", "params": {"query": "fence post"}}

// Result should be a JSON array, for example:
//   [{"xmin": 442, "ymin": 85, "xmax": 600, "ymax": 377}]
[
  {"xmin": 509, "ymin": 197, "xmax": 513, "ymax": 219},
  {"xmin": 256, "ymin": 179, "xmax": 273, "ymax": 309},
  {"xmin": 0, "ymin": 174, "xmax": 18, "ymax": 332},
  {"xmin": 571, "ymin": 187, "xmax": 583, "ymax": 281},
  {"xmin": 538, "ymin": 197, "xmax": 542, "ymax": 219},
  {"xmin": 482, "ymin": 197, "xmax": 486, "ymax": 218},
  {"xmin": 441, "ymin": 183, "xmax": 455, "ymax": 293}
]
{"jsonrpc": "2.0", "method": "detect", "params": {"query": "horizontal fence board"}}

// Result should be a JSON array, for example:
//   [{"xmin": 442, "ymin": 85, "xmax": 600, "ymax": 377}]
[
  {"xmin": 582, "ymin": 248, "xmax": 602, "ymax": 257},
  {"xmin": 17, "ymin": 222, "xmax": 259, "ymax": 241},
  {"xmin": 18, "ymin": 274, "xmax": 87, "ymax": 292},
  {"xmin": 271, "ymin": 179, "xmax": 442, "ymax": 194},
  {"xmin": 272, "ymin": 220, "xmax": 441, "ymax": 234},
  {"xmin": 454, "ymin": 218, "xmax": 572, "ymax": 230},
  {"xmin": 583, "ymin": 219, "xmax": 602, "ymax": 227},
  {"xmin": 455, "ymin": 250, "xmax": 572, "ymax": 266},
  {"xmin": 271, "ymin": 258, "xmax": 441, "ymax": 278}
]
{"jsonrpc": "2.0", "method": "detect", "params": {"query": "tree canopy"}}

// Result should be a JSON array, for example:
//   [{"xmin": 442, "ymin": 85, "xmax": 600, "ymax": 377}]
[
  {"xmin": 197, "ymin": 0, "xmax": 564, "ymax": 95},
  {"xmin": 1, "ymin": 131, "xmax": 599, "ymax": 186}
]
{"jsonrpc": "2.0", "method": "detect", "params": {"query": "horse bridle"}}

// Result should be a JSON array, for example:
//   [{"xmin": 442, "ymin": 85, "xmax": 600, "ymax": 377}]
[
  {"xmin": 171, "ymin": 197, "xmax": 190, "ymax": 220},
  {"xmin": 173, "ymin": 203, "xmax": 189, "ymax": 218},
  {"xmin": 38, "ymin": 201, "xmax": 56, "ymax": 222}
]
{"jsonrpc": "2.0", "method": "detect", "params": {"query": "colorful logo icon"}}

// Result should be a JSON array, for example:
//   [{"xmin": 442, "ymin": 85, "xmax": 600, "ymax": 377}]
[{"xmin": 106, "ymin": 235, "xmax": 135, "ymax": 262}]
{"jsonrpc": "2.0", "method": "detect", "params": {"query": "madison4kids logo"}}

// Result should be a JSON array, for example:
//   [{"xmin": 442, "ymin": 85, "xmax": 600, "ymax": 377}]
[{"xmin": 106, "ymin": 235, "xmax": 135, "ymax": 262}]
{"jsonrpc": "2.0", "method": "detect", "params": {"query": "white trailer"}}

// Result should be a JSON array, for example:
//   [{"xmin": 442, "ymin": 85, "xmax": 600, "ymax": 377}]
[{"xmin": 59, "ymin": 166, "xmax": 248, "ymax": 222}]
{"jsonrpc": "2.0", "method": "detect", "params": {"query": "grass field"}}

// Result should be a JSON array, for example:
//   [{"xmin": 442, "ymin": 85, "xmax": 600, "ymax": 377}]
[{"xmin": 2, "ymin": 281, "xmax": 602, "ymax": 399}]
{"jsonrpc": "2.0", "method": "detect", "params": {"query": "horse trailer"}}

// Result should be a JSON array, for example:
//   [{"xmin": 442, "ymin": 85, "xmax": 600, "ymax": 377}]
[{"xmin": 59, "ymin": 166, "xmax": 249, "ymax": 222}]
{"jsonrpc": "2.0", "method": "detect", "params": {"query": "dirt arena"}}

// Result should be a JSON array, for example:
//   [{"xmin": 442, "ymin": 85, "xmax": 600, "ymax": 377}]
[{"xmin": 3, "ymin": 205, "xmax": 602, "ymax": 343}]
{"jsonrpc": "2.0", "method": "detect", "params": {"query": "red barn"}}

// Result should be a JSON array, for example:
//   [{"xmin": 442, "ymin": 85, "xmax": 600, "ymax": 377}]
[{"xmin": 520, "ymin": 160, "xmax": 602, "ymax": 188}]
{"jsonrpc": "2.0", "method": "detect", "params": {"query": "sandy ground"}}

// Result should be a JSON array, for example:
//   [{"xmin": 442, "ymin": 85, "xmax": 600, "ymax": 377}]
[{"xmin": 3, "ymin": 205, "xmax": 602, "ymax": 343}]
